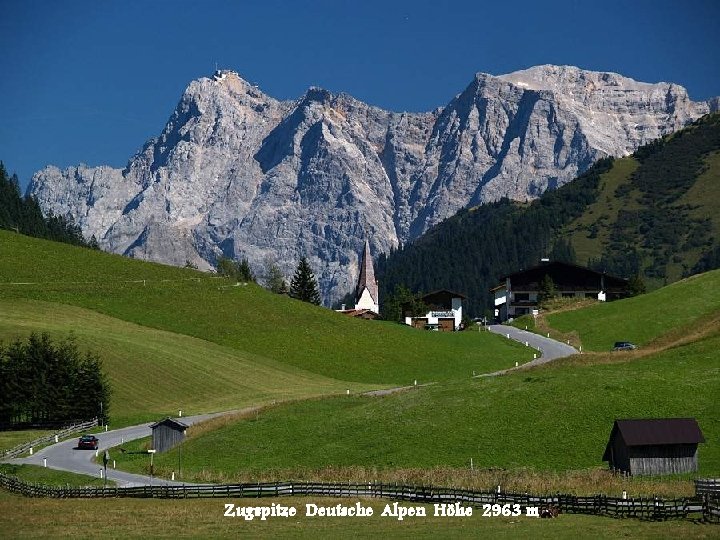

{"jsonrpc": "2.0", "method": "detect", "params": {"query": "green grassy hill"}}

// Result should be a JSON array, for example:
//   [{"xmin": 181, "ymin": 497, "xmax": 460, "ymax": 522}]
[
  {"xmin": 111, "ymin": 271, "xmax": 720, "ymax": 485},
  {"xmin": 114, "ymin": 318, "xmax": 720, "ymax": 480},
  {"xmin": 563, "ymin": 114, "xmax": 720, "ymax": 285},
  {"xmin": 0, "ymin": 231, "xmax": 532, "ymax": 424},
  {"xmin": 0, "ymin": 299, "xmax": 375, "ymax": 425},
  {"xmin": 545, "ymin": 269, "xmax": 720, "ymax": 351}
]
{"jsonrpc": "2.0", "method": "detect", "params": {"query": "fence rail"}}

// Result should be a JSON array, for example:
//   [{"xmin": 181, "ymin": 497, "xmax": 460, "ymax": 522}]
[
  {"xmin": 696, "ymin": 479, "xmax": 720, "ymax": 496},
  {"xmin": 1, "ymin": 419, "xmax": 99, "ymax": 459},
  {"xmin": 0, "ymin": 473, "xmax": 718, "ymax": 522}
]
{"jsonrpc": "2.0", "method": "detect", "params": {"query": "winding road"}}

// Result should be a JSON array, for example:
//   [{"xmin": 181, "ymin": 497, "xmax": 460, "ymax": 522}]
[
  {"xmin": 5, "ymin": 413, "xmax": 225, "ymax": 487},
  {"xmin": 483, "ymin": 324, "xmax": 579, "ymax": 376}
]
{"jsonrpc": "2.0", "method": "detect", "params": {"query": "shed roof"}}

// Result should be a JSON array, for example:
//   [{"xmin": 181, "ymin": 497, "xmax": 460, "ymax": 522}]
[
  {"xmin": 602, "ymin": 418, "xmax": 705, "ymax": 460},
  {"xmin": 150, "ymin": 417, "xmax": 189, "ymax": 430}
]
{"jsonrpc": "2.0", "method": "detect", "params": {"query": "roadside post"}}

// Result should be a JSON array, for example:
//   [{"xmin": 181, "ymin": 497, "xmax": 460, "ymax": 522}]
[
  {"xmin": 103, "ymin": 450, "xmax": 109, "ymax": 488},
  {"xmin": 148, "ymin": 449, "xmax": 157, "ymax": 486}
]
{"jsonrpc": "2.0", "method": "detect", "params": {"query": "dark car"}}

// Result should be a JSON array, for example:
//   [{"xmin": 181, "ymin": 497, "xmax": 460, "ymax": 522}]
[
  {"xmin": 77, "ymin": 435, "xmax": 99, "ymax": 450},
  {"xmin": 613, "ymin": 341, "xmax": 637, "ymax": 351}
]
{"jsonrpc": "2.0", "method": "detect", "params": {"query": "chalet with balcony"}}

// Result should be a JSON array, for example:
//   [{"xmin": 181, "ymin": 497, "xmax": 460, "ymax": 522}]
[
  {"xmin": 404, "ymin": 289, "xmax": 466, "ymax": 331},
  {"xmin": 492, "ymin": 260, "xmax": 629, "ymax": 320}
]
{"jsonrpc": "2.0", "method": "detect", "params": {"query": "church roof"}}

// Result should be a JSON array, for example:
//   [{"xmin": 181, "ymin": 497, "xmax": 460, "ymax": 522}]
[{"xmin": 356, "ymin": 239, "xmax": 378, "ymax": 305}]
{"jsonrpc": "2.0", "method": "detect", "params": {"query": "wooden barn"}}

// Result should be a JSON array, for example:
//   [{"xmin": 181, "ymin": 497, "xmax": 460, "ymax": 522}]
[
  {"xmin": 602, "ymin": 418, "xmax": 705, "ymax": 475},
  {"xmin": 151, "ymin": 417, "xmax": 189, "ymax": 453}
]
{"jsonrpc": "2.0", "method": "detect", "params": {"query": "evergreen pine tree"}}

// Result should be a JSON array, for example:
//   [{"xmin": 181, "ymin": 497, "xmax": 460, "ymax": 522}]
[
  {"xmin": 237, "ymin": 258, "xmax": 255, "ymax": 282},
  {"xmin": 628, "ymin": 274, "xmax": 647, "ymax": 296},
  {"xmin": 266, "ymin": 263, "xmax": 288, "ymax": 294},
  {"xmin": 289, "ymin": 257, "xmax": 321, "ymax": 305},
  {"xmin": 537, "ymin": 274, "xmax": 557, "ymax": 306}
]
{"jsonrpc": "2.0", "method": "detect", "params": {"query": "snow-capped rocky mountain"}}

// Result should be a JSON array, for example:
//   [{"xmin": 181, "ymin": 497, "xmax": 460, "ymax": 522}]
[{"xmin": 29, "ymin": 65, "xmax": 715, "ymax": 304}]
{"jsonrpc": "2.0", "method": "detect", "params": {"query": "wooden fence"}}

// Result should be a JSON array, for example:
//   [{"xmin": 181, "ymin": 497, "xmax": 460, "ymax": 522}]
[
  {"xmin": 1, "ymin": 418, "xmax": 99, "ymax": 459},
  {"xmin": 696, "ymin": 479, "xmax": 720, "ymax": 496},
  {"xmin": 0, "ymin": 473, "xmax": 718, "ymax": 522}
]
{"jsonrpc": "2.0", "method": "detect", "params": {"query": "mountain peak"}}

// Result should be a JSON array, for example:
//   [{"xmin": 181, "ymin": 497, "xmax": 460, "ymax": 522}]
[
  {"xmin": 29, "ymin": 65, "xmax": 715, "ymax": 305},
  {"xmin": 497, "ymin": 64, "xmax": 677, "ymax": 94}
]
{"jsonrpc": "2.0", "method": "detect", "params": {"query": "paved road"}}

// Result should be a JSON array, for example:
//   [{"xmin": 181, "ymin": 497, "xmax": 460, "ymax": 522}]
[
  {"xmin": 484, "ymin": 324, "xmax": 579, "ymax": 376},
  {"xmin": 6, "ymin": 412, "xmax": 226, "ymax": 487}
]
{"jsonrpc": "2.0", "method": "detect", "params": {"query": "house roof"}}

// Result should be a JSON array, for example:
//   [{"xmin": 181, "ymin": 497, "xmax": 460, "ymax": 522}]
[
  {"xmin": 338, "ymin": 308, "xmax": 379, "ymax": 319},
  {"xmin": 422, "ymin": 289, "xmax": 467, "ymax": 300},
  {"xmin": 602, "ymin": 418, "xmax": 705, "ymax": 460},
  {"xmin": 498, "ymin": 260, "xmax": 628, "ymax": 283},
  {"xmin": 150, "ymin": 417, "xmax": 189, "ymax": 430},
  {"xmin": 493, "ymin": 260, "xmax": 629, "ymax": 293}
]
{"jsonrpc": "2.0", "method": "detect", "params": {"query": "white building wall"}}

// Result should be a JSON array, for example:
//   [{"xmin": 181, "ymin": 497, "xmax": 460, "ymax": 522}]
[
  {"xmin": 404, "ymin": 295, "xmax": 463, "ymax": 330},
  {"xmin": 355, "ymin": 288, "xmax": 379, "ymax": 314},
  {"xmin": 452, "ymin": 297, "xmax": 463, "ymax": 329}
]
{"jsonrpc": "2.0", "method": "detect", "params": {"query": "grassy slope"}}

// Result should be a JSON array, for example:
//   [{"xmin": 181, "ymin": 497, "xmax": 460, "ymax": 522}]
[
  {"xmin": 563, "ymin": 121, "xmax": 720, "ymax": 279},
  {"xmin": 0, "ymin": 231, "xmax": 532, "ymax": 386},
  {"xmin": 0, "ymin": 430, "xmax": 52, "ymax": 453},
  {"xmin": 567, "ymin": 157, "xmax": 640, "ymax": 264},
  {"xmin": 113, "ymin": 328, "xmax": 720, "ymax": 478},
  {"xmin": 0, "ymin": 299, "xmax": 378, "ymax": 425},
  {"xmin": 0, "ymin": 463, "xmax": 113, "ymax": 487},
  {"xmin": 545, "ymin": 269, "xmax": 720, "ymax": 351},
  {"xmin": 682, "ymin": 150, "xmax": 720, "ymax": 239}
]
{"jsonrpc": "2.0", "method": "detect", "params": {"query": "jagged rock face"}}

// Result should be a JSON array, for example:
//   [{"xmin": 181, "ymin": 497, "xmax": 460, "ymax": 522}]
[{"xmin": 30, "ymin": 66, "xmax": 714, "ymax": 304}]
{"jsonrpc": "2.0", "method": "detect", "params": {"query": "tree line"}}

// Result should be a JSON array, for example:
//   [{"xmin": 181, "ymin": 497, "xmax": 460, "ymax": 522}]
[
  {"xmin": 217, "ymin": 254, "xmax": 322, "ymax": 306},
  {"xmin": 376, "ymin": 157, "xmax": 614, "ymax": 316},
  {"xmin": 0, "ymin": 334, "xmax": 111, "ymax": 428},
  {"xmin": 0, "ymin": 161, "xmax": 96, "ymax": 248},
  {"xmin": 376, "ymin": 113, "xmax": 720, "ymax": 316}
]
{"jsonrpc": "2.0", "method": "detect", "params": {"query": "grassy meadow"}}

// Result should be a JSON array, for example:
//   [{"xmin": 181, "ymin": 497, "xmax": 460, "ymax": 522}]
[
  {"xmin": 0, "ymin": 463, "xmax": 113, "ymax": 487},
  {"xmin": 110, "ymin": 325, "xmax": 719, "ymax": 487},
  {"xmin": 0, "ymin": 231, "xmax": 532, "ymax": 390},
  {"xmin": 566, "ymin": 156, "xmax": 640, "ymax": 264},
  {"xmin": 0, "ymin": 299, "xmax": 381, "ymax": 426},
  {"xmin": 0, "ymin": 430, "xmax": 53, "ymax": 453},
  {"xmin": 1, "ymin": 230, "xmax": 719, "ymax": 537},
  {"xmin": 545, "ymin": 269, "xmax": 720, "ymax": 351},
  {"xmin": 0, "ymin": 491, "xmax": 715, "ymax": 539}
]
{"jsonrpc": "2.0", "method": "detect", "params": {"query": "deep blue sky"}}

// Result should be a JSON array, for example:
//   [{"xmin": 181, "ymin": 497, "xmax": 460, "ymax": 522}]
[{"xmin": 2, "ymin": 0, "xmax": 719, "ymax": 190}]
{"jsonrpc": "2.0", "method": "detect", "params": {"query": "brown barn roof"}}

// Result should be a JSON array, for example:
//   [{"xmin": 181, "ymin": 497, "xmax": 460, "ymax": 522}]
[{"xmin": 603, "ymin": 418, "xmax": 705, "ymax": 460}]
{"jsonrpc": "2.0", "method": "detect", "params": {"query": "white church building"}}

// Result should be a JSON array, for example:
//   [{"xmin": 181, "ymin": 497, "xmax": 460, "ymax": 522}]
[{"xmin": 337, "ymin": 239, "xmax": 379, "ymax": 319}]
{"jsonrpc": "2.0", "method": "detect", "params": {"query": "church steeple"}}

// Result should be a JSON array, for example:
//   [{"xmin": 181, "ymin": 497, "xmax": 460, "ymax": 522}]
[{"xmin": 355, "ymin": 239, "xmax": 379, "ymax": 314}]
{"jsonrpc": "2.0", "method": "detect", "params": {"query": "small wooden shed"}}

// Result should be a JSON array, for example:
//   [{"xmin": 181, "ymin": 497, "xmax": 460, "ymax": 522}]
[
  {"xmin": 151, "ymin": 417, "xmax": 189, "ymax": 453},
  {"xmin": 603, "ymin": 418, "xmax": 705, "ymax": 475}
]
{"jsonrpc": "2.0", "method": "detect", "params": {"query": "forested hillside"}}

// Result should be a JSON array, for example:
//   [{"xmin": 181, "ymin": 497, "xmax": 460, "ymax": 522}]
[
  {"xmin": 376, "ymin": 113, "xmax": 720, "ymax": 316},
  {"xmin": 0, "ymin": 162, "xmax": 91, "ymax": 247}
]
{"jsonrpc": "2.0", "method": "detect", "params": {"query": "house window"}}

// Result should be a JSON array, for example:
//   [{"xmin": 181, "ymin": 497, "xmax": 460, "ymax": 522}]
[
  {"xmin": 562, "ymin": 293, "xmax": 574, "ymax": 298},
  {"xmin": 514, "ymin": 293, "xmax": 530, "ymax": 301}
]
